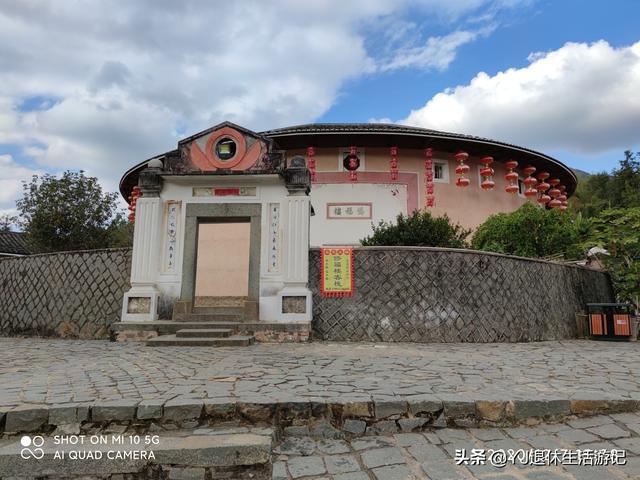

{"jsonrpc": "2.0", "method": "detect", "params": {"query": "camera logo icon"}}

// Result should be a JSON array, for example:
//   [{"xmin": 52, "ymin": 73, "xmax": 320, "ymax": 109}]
[{"xmin": 20, "ymin": 435, "xmax": 45, "ymax": 459}]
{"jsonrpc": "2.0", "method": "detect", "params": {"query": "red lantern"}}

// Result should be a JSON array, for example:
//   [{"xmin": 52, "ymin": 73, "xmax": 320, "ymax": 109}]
[
  {"xmin": 549, "ymin": 178, "xmax": 561, "ymax": 186},
  {"xmin": 306, "ymin": 146, "xmax": 316, "ymax": 183},
  {"xmin": 548, "ymin": 188, "xmax": 561, "ymax": 198},
  {"xmin": 390, "ymin": 146, "xmax": 399, "ymax": 181},
  {"xmin": 504, "ymin": 160, "xmax": 519, "ymax": 194},
  {"xmin": 548, "ymin": 198, "xmax": 561, "ymax": 208},
  {"xmin": 537, "ymin": 194, "xmax": 551, "ymax": 205},
  {"xmin": 424, "ymin": 148, "xmax": 435, "ymax": 207},
  {"xmin": 480, "ymin": 156, "xmax": 495, "ymax": 190},
  {"xmin": 454, "ymin": 151, "xmax": 469, "ymax": 188}
]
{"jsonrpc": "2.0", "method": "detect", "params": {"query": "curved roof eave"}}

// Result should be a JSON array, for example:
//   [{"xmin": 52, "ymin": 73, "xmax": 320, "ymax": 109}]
[{"xmin": 260, "ymin": 123, "xmax": 577, "ymax": 189}]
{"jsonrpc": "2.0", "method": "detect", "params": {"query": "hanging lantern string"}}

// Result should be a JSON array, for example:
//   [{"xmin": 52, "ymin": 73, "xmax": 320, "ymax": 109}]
[
  {"xmin": 424, "ymin": 148, "xmax": 434, "ymax": 207},
  {"xmin": 523, "ymin": 165, "xmax": 538, "ymax": 198},
  {"xmin": 505, "ymin": 160, "xmax": 519, "ymax": 194},
  {"xmin": 480, "ymin": 156, "xmax": 495, "ymax": 190},
  {"xmin": 454, "ymin": 151, "xmax": 470, "ymax": 187}
]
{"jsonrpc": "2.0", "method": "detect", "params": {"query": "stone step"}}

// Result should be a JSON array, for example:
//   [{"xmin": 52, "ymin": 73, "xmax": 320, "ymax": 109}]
[
  {"xmin": 0, "ymin": 429, "xmax": 272, "ymax": 477},
  {"xmin": 177, "ymin": 313, "xmax": 243, "ymax": 322},
  {"xmin": 192, "ymin": 305, "xmax": 246, "ymax": 315},
  {"xmin": 176, "ymin": 328, "xmax": 233, "ymax": 338},
  {"xmin": 146, "ymin": 334, "xmax": 255, "ymax": 347}
]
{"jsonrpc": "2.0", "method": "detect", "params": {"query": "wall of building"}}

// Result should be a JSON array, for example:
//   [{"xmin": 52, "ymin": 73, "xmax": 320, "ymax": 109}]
[
  {"xmin": 287, "ymin": 147, "xmax": 530, "ymax": 245},
  {"xmin": 309, "ymin": 247, "xmax": 615, "ymax": 343},
  {"xmin": 0, "ymin": 248, "xmax": 131, "ymax": 339}
]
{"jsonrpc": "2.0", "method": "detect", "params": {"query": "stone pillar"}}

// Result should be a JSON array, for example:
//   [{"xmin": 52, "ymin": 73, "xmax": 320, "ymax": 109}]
[
  {"xmin": 121, "ymin": 161, "xmax": 163, "ymax": 321},
  {"xmin": 278, "ymin": 156, "xmax": 313, "ymax": 322}
]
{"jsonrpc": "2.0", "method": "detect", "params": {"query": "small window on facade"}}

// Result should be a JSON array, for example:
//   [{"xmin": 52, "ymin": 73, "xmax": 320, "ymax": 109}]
[
  {"xmin": 518, "ymin": 179, "xmax": 525, "ymax": 196},
  {"xmin": 433, "ymin": 160, "xmax": 449, "ymax": 183}
]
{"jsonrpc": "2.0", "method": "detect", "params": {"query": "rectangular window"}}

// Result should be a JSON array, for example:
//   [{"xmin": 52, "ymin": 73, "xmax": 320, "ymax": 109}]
[{"xmin": 433, "ymin": 160, "xmax": 449, "ymax": 183}]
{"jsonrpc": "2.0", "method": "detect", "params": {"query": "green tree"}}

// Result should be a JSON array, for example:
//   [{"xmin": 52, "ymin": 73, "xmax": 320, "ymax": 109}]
[
  {"xmin": 572, "ymin": 151, "xmax": 640, "ymax": 217},
  {"xmin": 471, "ymin": 202, "xmax": 582, "ymax": 259},
  {"xmin": 582, "ymin": 208, "xmax": 640, "ymax": 311},
  {"xmin": 16, "ymin": 170, "xmax": 132, "ymax": 252},
  {"xmin": 0, "ymin": 214, "xmax": 16, "ymax": 232},
  {"xmin": 360, "ymin": 210, "xmax": 470, "ymax": 248}
]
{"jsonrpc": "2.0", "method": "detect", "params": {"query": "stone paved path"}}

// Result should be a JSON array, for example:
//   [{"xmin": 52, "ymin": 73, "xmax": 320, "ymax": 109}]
[
  {"xmin": 1, "ymin": 338, "xmax": 639, "ymax": 407},
  {"xmin": 274, "ymin": 413, "xmax": 640, "ymax": 479}
]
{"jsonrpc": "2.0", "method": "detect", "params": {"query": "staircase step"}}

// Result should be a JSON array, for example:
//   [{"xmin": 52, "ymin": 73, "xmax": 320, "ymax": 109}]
[
  {"xmin": 176, "ymin": 328, "xmax": 233, "ymax": 338},
  {"xmin": 192, "ymin": 306, "xmax": 245, "ymax": 315},
  {"xmin": 178, "ymin": 313, "xmax": 243, "ymax": 322},
  {"xmin": 147, "ymin": 335, "xmax": 255, "ymax": 347},
  {"xmin": 0, "ymin": 429, "xmax": 272, "ymax": 477}
]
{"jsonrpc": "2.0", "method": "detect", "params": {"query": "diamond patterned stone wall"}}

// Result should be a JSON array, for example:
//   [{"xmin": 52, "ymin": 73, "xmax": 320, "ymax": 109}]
[
  {"xmin": 309, "ymin": 247, "xmax": 615, "ymax": 342},
  {"xmin": 0, "ymin": 248, "xmax": 132, "ymax": 339}
]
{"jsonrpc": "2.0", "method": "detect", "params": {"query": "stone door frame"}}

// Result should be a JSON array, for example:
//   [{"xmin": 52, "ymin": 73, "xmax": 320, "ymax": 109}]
[{"xmin": 181, "ymin": 203, "xmax": 261, "ymax": 302}]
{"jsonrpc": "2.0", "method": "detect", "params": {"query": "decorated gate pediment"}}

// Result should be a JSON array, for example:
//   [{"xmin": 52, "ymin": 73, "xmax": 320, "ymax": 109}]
[{"xmin": 167, "ymin": 122, "xmax": 281, "ymax": 174}]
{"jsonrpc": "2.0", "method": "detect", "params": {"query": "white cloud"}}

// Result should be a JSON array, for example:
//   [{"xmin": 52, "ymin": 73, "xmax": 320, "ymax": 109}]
[
  {"xmin": 401, "ymin": 40, "xmax": 640, "ymax": 154},
  {"xmin": 0, "ymin": 0, "xmax": 523, "ymax": 212},
  {"xmin": 379, "ymin": 27, "xmax": 494, "ymax": 72},
  {"xmin": 0, "ymin": 154, "xmax": 44, "ymax": 214}
]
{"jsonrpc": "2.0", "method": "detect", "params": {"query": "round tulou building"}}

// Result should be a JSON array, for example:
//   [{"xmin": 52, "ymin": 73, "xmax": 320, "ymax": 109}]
[{"xmin": 115, "ymin": 122, "xmax": 610, "ymax": 344}]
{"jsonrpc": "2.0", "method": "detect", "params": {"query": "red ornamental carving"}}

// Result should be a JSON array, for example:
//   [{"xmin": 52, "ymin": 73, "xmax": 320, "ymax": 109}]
[
  {"xmin": 480, "ymin": 156, "xmax": 495, "ymax": 190},
  {"xmin": 128, "ymin": 186, "xmax": 141, "ymax": 223},
  {"xmin": 306, "ymin": 146, "xmax": 316, "ymax": 183},
  {"xmin": 523, "ymin": 165, "xmax": 538, "ymax": 198},
  {"xmin": 454, "ymin": 151, "xmax": 470, "ymax": 187},
  {"xmin": 424, "ymin": 148, "xmax": 435, "ymax": 207},
  {"xmin": 390, "ymin": 146, "xmax": 399, "ymax": 181},
  {"xmin": 504, "ymin": 160, "xmax": 519, "ymax": 194}
]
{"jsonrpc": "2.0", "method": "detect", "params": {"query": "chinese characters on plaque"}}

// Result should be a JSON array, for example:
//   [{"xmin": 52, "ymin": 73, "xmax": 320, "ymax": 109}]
[
  {"xmin": 268, "ymin": 203, "xmax": 280, "ymax": 272},
  {"xmin": 164, "ymin": 201, "xmax": 180, "ymax": 272},
  {"xmin": 326, "ymin": 203, "xmax": 372, "ymax": 220},
  {"xmin": 320, "ymin": 247, "xmax": 354, "ymax": 297}
]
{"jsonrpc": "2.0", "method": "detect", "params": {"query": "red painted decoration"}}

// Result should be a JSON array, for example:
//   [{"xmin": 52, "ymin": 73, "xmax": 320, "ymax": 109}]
[
  {"xmin": 424, "ymin": 148, "xmax": 435, "ymax": 207},
  {"xmin": 346, "ymin": 146, "xmax": 358, "ymax": 182},
  {"xmin": 128, "ymin": 186, "xmax": 141, "ymax": 223},
  {"xmin": 390, "ymin": 146, "xmax": 399, "ymax": 181},
  {"xmin": 306, "ymin": 146, "xmax": 316, "ymax": 183},
  {"xmin": 214, "ymin": 188, "xmax": 241, "ymax": 196},
  {"xmin": 504, "ymin": 160, "xmax": 519, "ymax": 194},
  {"xmin": 454, "ymin": 151, "xmax": 469, "ymax": 188}
]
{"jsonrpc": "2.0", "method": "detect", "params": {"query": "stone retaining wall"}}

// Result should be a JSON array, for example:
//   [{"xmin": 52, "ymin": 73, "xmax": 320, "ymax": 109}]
[
  {"xmin": 0, "ymin": 246, "xmax": 615, "ymax": 342},
  {"xmin": 309, "ymin": 247, "xmax": 615, "ymax": 342},
  {"xmin": 0, "ymin": 248, "xmax": 132, "ymax": 339}
]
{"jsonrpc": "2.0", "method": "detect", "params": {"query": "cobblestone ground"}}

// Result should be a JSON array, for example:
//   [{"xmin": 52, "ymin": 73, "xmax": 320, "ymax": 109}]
[
  {"xmin": 274, "ymin": 413, "xmax": 640, "ymax": 479},
  {"xmin": 1, "ymin": 338, "xmax": 639, "ymax": 406}
]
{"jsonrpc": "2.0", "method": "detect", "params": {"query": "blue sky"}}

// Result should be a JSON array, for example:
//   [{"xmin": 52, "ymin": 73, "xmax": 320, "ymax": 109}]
[{"xmin": 0, "ymin": 0, "xmax": 639, "ymax": 215}]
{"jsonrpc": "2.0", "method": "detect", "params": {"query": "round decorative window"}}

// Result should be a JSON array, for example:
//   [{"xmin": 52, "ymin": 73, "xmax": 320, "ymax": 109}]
[{"xmin": 214, "ymin": 137, "xmax": 237, "ymax": 161}]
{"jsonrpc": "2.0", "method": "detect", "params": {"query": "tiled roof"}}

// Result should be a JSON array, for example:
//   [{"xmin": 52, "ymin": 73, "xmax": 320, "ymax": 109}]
[
  {"xmin": 0, "ymin": 232, "xmax": 31, "ymax": 255},
  {"xmin": 260, "ymin": 123, "xmax": 557, "ymax": 160}
]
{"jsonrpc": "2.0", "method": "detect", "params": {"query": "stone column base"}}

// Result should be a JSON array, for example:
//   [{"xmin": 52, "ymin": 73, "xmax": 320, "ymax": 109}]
[{"xmin": 121, "ymin": 285, "xmax": 160, "ymax": 322}]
